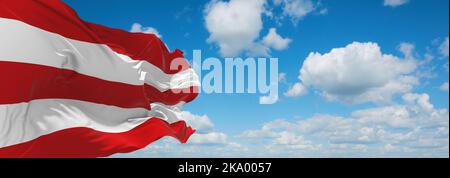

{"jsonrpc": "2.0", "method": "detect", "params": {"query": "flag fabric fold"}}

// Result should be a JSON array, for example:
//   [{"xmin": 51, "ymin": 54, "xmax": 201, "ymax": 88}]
[{"xmin": 0, "ymin": 0, "xmax": 199, "ymax": 158}]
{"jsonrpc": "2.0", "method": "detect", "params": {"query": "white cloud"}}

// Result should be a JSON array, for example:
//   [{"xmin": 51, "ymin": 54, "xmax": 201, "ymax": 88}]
[
  {"xmin": 240, "ymin": 119, "xmax": 293, "ymax": 138},
  {"xmin": 177, "ymin": 111, "xmax": 227, "ymax": 144},
  {"xmin": 117, "ymin": 135, "xmax": 248, "ymax": 157},
  {"xmin": 384, "ymin": 144, "xmax": 396, "ymax": 152},
  {"xmin": 319, "ymin": 8, "xmax": 328, "ymax": 15},
  {"xmin": 179, "ymin": 111, "xmax": 214, "ymax": 133},
  {"xmin": 384, "ymin": 0, "xmax": 409, "ymax": 7},
  {"xmin": 274, "ymin": 131, "xmax": 307, "ymax": 144},
  {"xmin": 402, "ymin": 93, "xmax": 434, "ymax": 112},
  {"xmin": 259, "ymin": 95, "xmax": 279, "ymax": 104},
  {"xmin": 399, "ymin": 42, "xmax": 415, "ymax": 59},
  {"xmin": 284, "ymin": 82, "xmax": 308, "ymax": 97},
  {"xmin": 299, "ymin": 42, "xmax": 418, "ymax": 104},
  {"xmin": 247, "ymin": 43, "xmax": 270, "ymax": 57},
  {"xmin": 119, "ymin": 92, "xmax": 448, "ymax": 157},
  {"xmin": 204, "ymin": 0, "xmax": 267, "ymax": 56},
  {"xmin": 130, "ymin": 23, "xmax": 162, "ymax": 38},
  {"xmin": 263, "ymin": 28, "xmax": 292, "ymax": 50},
  {"xmin": 273, "ymin": 131, "xmax": 315, "ymax": 149},
  {"xmin": 440, "ymin": 82, "xmax": 449, "ymax": 92},
  {"xmin": 240, "ymin": 93, "xmax": 449, "ymax": 157},
  {"xmin": 204, "ymin": 0, "xmax": 294, "ymax": 57},
  {"xmin": 177, "ymin": 111, "xmax": 235, "ymax": 146},
  {"xmin": 116, "ymin": 112, "xmax": 249, "ymax": 157},
  {"xmin": 440, "ymin": 37, "xmax": 449, "ymax": 58},
  {"xmin": 354, "ymin": 105, "xmax": 413, "ymax": 128},
  {"xmin": 279, "ymin": 0, "xmax": 316, "ymax": 24},
  {"xmin": 353, "ymin": 92, "xmax": 447, "ymax": 130},
  {"xmin": 189, "ymin": 132, "xmax": 228, "ymax": 144},
  {"xmin": 241, "ymin": 120, "xmax": 318, "ymax": 151}
]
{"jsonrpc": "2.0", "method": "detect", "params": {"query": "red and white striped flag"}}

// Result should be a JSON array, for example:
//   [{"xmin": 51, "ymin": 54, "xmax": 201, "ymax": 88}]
[{"xmin": 0, "ymin": 0, "xmax": 199, "ymax": 157}]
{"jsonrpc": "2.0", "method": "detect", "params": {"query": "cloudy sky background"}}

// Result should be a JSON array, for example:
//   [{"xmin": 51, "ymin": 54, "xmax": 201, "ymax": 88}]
[{"xmin": 65, "ymin": 0, "xmax": 449, "ymax": 157}]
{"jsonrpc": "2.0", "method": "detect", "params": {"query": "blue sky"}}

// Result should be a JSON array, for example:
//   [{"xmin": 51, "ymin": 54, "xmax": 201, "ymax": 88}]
[{"xmin": 64, "ymin": 0, "xmax": 449, "ymax": 157}]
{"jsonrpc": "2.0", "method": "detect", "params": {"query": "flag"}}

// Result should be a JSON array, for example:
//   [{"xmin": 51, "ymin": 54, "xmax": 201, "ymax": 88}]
[{"xmin": 0, "ymin": 0, "xmax": 199, "ymax": 157}]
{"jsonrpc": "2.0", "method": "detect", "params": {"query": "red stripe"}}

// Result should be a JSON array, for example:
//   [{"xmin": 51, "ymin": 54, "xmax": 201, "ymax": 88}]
[
  {"xmin": 0, "ymin": 61, "xmax": 198, "ymax": 109},
  {"xmin": 0, "ymin": 0, "xmax": 190, "ymax": 74},
  {"xmin": 0, "ymin": 118, "xmax": 195, "ymax": 158}
]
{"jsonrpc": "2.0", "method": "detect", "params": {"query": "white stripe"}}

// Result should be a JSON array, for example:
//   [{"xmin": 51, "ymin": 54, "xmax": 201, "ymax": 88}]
[
  {"xmin": 0, "ymin": 18, "xmax": 199, "ymax": 92},
  {"xmin": 0, "ymin": 99, "xmax": 186, "ymax": 148}
]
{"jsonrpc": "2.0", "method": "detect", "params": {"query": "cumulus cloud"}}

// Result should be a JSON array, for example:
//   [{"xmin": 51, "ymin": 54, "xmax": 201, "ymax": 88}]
[
  {"xmin": 130, "ymin": 23, "xmax": 162, "ymax": 38},
  {"xmin": 272, "ymin": 131, "xmax": 316, "ymax": 149},
  {"xmin": 398, "ymin": 42, "xmax": 415, "ymax": 59},
  {"xmin": 384, "ymin": 0, "xmax": 409, "ymax": 7},
  {"xmin": 179, "ymin": 111, "xmax": 214, "ymax": 133},
  {"xmin": 177, "ymin": 111, "xmax": 233, "ymax": 146},
  {"xmin": 263, "ymin": 28, "xmax": 292, "ymax": 50},
  {"xmin": 402, "ymin": 93, "xmax": 434, "ymax": 112},
  {"xmin": 240, "ymin": 93, "xmax": 449, "ymax": 157},
  {"xmin": 299, "ymin": 42, "xmax": 418, "ymax": 104},
  {"xmin": 260, "ymin": 95, "xmax": 279, "ymax": 104},
  {"xmin": 204, "ymin": 0, "xmax": 267, "ymax": 56},
  {"xmin": 284, "ymin": 82, "xmax": 308, "ymax": 97},
  {"xmin": 203, "ymin": 0, "xmax": 326, "ymax": 57},
  {"xmin": 113, "ymin": 111, "xmax": 243, "ymax": 157},
  {"xmin": 204, "ymin": 0, "xmax": 293, "ymax": 57},
  {"xmin": 119, "ymin": 111, "xmax": 248, "ymax": 157},
  {"xmin": 318, "ymin": 8, "xmax": 328, "ymax": 15},
  {"xmin": 121, "ymin": 93, "xmax": 448, "ymax": 157},
  {"xmin": 189, "ymin": 132, "xmax": 228, "ymax": 144},
  {"xmin": 440, "ymin": 37, "xmax": 449, "ymax": 58},
  {"xmin": 277, "ymin": 0, "xmax": 316, "ymax": 24}
]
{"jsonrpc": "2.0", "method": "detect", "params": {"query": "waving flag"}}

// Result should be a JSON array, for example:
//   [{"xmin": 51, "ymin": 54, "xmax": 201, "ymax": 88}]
[{"xmin": 0, "ymin": 0, "xmax": 199, "ymax": 157}]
